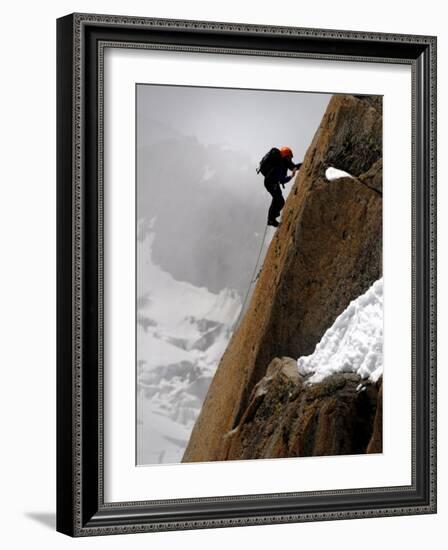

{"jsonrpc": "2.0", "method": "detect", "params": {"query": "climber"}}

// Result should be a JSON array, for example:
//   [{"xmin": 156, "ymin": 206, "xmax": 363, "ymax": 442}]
[{"xmin": 257, "ymin": 146, "xmax": 302, "ymax": 227}]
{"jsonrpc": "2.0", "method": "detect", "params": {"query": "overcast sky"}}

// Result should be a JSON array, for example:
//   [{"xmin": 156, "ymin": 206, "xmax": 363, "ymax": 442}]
[
  {"xmin": 137, "ymin": 84, "xmax": 330, "ymax": 165},
  {"xmin": 136, "ymin": 84, "xmax": 331, "ymax": 295},
  {"xmin": 136, "ymin": 84, "xmax": 331, "ymax": 294}
]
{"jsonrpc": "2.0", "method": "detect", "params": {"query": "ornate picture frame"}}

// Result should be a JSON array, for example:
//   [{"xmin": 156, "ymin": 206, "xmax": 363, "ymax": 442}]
[{"xmin": 56, "ymin": 13, "xmax": 437, "ymax": 536}]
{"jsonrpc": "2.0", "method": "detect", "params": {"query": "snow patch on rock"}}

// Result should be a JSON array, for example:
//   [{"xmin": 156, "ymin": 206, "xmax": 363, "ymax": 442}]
[
  {"xmin": 297, "ymin": 278, "xmax": 383, "ymax": 384},
  {"xmin": 325, "ymin": 166, "xmax": 354, "ymax": 181}
]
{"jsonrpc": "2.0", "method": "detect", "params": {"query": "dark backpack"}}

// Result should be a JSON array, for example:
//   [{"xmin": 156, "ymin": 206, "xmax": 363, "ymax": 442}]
[{"xmin": 256, "ymin": 147, "xmax": 281, "ymax": 176}]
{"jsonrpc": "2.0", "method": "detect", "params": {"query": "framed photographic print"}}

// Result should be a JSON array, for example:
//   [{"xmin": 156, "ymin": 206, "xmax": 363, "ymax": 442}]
[{"xmin": 56, "ymin": 13, "xmax": 437, "ymax": 536}]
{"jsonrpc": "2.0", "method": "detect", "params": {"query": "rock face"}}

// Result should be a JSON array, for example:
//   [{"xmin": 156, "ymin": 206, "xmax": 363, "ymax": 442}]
[
  {"xmin": 222, "ymin": 358, "xmax": 382, "ymax": 460},
  {"xmin": 366, "ymin": 383, "xmax": 383, "ymax": 454},
  {"xmin": 183, "ymin": 94, "xmax": 383, "ymax": 463}
]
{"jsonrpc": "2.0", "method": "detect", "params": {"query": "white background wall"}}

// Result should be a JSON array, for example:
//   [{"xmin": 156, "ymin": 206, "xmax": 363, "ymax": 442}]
[{"xmin": 0, "ymin": 0, "xmax": 445, "ymax": 548}]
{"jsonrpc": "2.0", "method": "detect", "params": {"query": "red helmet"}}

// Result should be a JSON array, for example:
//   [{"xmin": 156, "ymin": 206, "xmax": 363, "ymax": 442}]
[{"xmin": 280, "ymin": 146, "xmax": 293, "ymax": 158}]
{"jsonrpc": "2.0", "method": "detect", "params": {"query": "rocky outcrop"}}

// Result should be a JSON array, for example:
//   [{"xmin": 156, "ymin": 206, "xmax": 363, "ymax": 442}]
[
  {"xmin": 359, "ymin": 158, "xmax": 382, "ymax": 194},
  {"xmin": 221, "ymin": 358, "xmax": 382, "ymax": 460},
  {"xmin": 353, "ymin": 94, "xmax": 383, "ymax": 115},
  {"xmin": 183, "ymin": 94, "xmax": 383, "ymax": 463}
]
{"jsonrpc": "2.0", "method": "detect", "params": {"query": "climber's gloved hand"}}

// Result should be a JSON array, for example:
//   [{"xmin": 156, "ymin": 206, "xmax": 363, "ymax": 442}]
[{"xmin": 293, "ymin": 163, "xmax": 303, "ymax": 175}]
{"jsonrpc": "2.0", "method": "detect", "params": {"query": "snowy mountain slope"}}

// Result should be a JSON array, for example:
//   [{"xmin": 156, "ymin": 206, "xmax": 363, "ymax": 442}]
[
  {"xmin": 137, "ymin": 227, "xmax": 242, "ymax": 465},
  {"xmin": 297, "ymin": 278, "xmax": 383, "ymax": 384}
]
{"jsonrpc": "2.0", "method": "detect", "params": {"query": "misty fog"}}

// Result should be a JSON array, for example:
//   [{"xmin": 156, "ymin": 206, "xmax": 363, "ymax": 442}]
[{"xmin": 137, "ymin": 84, "xmax": 330, "ymax": 296}]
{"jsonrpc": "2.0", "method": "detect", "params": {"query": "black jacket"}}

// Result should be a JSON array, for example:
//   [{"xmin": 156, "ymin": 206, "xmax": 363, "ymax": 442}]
[{"xmin": 266, "ymin": 156, "xmax": 301, "ymax": 184}]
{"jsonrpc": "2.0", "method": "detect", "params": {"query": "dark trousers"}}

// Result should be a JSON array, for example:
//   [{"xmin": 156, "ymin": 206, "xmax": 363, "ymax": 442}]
[{"xmin": 264, "ymin": 178, "xmax": 285, "ymax": 222}]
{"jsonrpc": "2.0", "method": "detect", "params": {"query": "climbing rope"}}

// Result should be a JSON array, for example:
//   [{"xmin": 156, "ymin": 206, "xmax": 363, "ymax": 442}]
[{"xmin": 233, "ymin": 224, "xmax": 270, "ymax": 331}]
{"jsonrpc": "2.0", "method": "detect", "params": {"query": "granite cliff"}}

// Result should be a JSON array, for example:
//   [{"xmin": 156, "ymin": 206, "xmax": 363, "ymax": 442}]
[{"xmin": 182, "ymin": 94, "xmax": 383, "ymax": 462}]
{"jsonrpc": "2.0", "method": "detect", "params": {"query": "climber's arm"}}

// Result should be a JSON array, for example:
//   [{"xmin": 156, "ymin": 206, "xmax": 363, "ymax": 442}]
[{"xmin": 278, "ymin": 174, "xmax": 292, "ymax": 185}]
